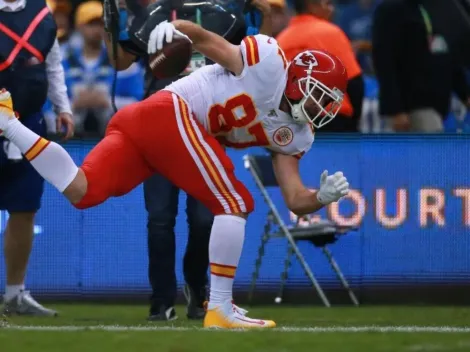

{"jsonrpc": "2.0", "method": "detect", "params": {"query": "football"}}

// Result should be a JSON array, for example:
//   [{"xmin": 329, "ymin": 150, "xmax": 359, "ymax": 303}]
[{"xmin": 148, "ymin": 36, "xmax": 193, "ymax": 79}]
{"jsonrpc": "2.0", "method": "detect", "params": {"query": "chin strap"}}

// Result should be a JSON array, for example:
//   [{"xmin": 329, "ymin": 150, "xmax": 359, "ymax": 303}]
[
  {"xmin": 291, "ymin": 103, "xmax": 307, "ymax": 123},
  {"xmin": 285, "ymin": 93, "xmax": 309, "ymax": 124}
]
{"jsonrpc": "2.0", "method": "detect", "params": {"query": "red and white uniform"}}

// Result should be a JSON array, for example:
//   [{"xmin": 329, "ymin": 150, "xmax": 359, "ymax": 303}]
[
  {"xmin": 74, "ymin": 35, "xmax": 313, "ymax": 215},
  {"xmin": 167, "ymin": 34, "xmax": 314, "ymax": 157}
]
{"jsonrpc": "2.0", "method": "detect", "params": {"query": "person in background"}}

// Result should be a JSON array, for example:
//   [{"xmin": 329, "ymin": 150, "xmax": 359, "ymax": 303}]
[
  {"xmin": 141, "ymin": 6, "xmax": 214, "ymax": 317},
  {"xmin": 43, "ymin": 0, "xmax": 73, "ymax": 132},
  {"xmin": 64, "ymin": 1, "xmax": 143, "ymax": 136},
  {"xmin": 359, "ymin": 74, "xmax": 380, "ymax": 133},
  {"xmin": 1, "ymin": 0, "xmax": 74, "ymax": 316},
  {"xmin": 265, "ymin": 0, "xmax": 291, "ymax": 37},
  {"xmin": 337, "ymin": 0, "xmax": 376, "ymax": 75},
  {"xmin": 244, "ymin": 0, "xmax": 274, "ymax": 36},
  {"xmin": 47, "ymin": 0, "xmax": 84, "ymax": 53},
  {"xmin": 276, "ymin": 0, "xmax": 364, "ymax": 132},
  {"xmin": 46, "ymin": 0, "xmax": 73, "ymax": 55},
  {"xmin": 372, "ymin": 0, "xmax": 470, "ymax": 132},
  {"xmin": 106, "ymin": 0, "xmax": 272, "ymax": 321}
]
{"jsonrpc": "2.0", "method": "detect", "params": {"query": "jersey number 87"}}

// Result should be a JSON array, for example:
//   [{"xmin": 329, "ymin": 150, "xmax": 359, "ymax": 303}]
[{"xmin": 208, "ymin": 94, "xmax": 270, "ymax": 149}]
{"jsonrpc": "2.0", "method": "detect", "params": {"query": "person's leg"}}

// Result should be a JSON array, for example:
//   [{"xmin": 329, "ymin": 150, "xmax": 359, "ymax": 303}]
[
  {"xmin": 183, "ymin": 195, "xmax": 213, "ymax": 319},
  {"xmin": 137, "ymin": 92, "xmax": 274, "ymax": 328},
  {"xmin": 144, "ymin": 174, "xmax": 179, "ymax": 321},
  {"xmin": 1, "ymin": 113, "xmax": 56, "ymax": 316},
  {"xmin": 2, "ymin": 212, "xmax": 58, "ymax": 316},
  {"xmin": 95, "ymin": 109, "xmax": 113, "ymax": 137},
  {"xmin": 4, "ymin": 213, "xmax": 34, "ymax": 296}
]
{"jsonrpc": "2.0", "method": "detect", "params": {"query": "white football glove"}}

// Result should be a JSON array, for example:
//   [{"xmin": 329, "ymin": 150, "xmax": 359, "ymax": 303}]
[
  {"xmin": 148, "ymin": 20, "xmax": 192, "ymax": 54},
  {"xmin": 316, "ymin": 170, "xmax": 350, "ymax": 205}
]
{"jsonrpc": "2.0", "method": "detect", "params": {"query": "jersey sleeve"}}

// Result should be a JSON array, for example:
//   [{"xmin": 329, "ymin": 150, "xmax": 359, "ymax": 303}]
[
  {"xmin": 268, "ymin": 124, "xmax": 315, "ymax": 160},
  {"xmin": 239, "ymin": 34, "xmax": 288, "ymax": 82}
]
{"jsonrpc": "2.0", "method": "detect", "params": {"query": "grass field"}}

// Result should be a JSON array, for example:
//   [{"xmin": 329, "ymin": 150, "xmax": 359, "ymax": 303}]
[{"xmin": 1, "ymin": 304, "xmax": 470, "ymax": 351}]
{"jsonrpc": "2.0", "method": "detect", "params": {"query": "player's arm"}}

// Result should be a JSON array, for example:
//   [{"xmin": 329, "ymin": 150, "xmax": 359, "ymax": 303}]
[
  {"xmin": 272, "ymin": 153, "xmax": 323, "ymax": 216},
  {"xmin": 250, "ymin": 0, "xmax": 273, "ymax": 36},
  {"xmin": 148, "ymin": 20, "xmax": 244, "ymax": 76},
  {"xmin": 272, "ymin": 153, "xmax": 349, "ymax": 216}
]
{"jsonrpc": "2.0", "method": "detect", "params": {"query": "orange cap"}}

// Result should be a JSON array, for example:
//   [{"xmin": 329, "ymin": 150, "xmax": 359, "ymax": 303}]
[{"xmin": 75, "ymin": 1, "xmax": 103, "ymax": 26}]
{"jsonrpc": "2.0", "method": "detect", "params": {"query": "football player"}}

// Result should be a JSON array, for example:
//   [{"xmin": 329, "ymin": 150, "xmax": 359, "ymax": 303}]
[{"xmin": 0, "ymin": 19, "xmax": 350, "ymax": 329}]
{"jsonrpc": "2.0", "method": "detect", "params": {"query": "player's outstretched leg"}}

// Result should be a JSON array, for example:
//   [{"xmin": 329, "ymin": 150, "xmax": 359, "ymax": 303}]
[
  {"xmin": 0, "ymin": 90, "xmax": 152, "ymax": 209},
  {"xmin": 0, "ymin": 94, "xmax": 82, "ymax": 204}
]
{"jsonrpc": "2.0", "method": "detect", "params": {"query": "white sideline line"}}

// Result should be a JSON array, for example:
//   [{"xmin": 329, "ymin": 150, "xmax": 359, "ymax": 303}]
[{"xmin": 2, "ymin": 325, "xmax": 470, "ymax": 333}]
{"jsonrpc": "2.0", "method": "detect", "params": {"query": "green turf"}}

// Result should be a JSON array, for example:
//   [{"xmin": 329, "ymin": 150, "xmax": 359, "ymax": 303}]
[{"xmin": 1, "ymin": 304, "xmax": 470, "ymax": 351}]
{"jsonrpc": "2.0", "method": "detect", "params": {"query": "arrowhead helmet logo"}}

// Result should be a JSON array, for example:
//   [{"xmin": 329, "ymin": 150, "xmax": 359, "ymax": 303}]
[{"xmin": 294, "ymin": 52, "xmax": 319, "ymax": 67}]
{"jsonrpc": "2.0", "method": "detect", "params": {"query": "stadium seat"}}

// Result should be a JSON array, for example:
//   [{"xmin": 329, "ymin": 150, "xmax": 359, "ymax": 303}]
[{"xmin": 243, "ymin": 154, "xmax": 359, "ymax": 307}]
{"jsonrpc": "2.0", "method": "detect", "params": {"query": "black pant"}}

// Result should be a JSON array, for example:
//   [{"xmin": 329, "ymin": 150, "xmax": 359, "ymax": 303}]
[{"xmin": 144, "ymin": 173, "xmax": 214, "ymax": 311}]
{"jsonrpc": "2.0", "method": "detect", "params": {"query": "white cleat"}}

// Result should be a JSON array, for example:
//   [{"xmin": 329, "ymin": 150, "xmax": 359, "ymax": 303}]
[
  {"xmin": 2, "ymin": 291, "xmax": 58, "ymax": 317},
  {"xmin": 203, "ymin": 300, "xmax": 276, "ymax": 329}
]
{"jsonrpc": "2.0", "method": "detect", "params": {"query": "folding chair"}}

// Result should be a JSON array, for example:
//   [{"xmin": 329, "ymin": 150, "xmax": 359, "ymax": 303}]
[{"xmin": 243, "ymin": 154, "xmax": 359, "ymax": 307}]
